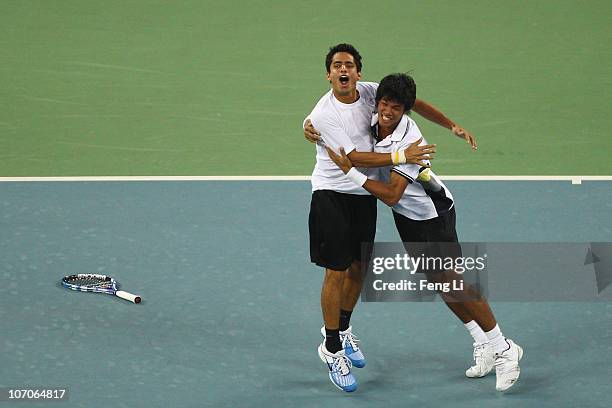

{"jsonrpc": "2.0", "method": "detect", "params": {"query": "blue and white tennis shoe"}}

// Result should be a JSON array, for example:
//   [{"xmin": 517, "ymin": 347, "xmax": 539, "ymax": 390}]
[{"xmin": 318, "ymin": 343, "xmax": 358, "ymax": 392}]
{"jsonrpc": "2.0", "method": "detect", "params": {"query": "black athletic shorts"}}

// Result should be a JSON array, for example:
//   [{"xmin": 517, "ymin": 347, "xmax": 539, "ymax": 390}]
[
  {"xmin": 392, "ymin": 207, "xmax": 462, "ymax": 273},
  {"xmin": 309, "ymin": 190, "xmax": 377, "ymax": 271}
]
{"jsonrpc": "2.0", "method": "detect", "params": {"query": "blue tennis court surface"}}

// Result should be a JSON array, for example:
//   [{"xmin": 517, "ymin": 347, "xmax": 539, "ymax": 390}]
[{"xmin": 1, "ymin": 181, "xmax": 611, "ymax": 407}]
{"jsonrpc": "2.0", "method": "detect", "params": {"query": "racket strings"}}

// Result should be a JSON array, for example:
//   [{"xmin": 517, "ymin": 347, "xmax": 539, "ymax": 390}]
[{"xmin": 64, "ymin": 275, "xmax": 112, "ymax": 289}]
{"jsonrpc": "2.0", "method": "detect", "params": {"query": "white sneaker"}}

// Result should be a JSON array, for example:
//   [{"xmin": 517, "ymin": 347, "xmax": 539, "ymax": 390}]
[
  {"xmin": 317, "ymin": 343, "xmax": 358, "ymax": 392},
  {"xmin": 465, "ymin": 342, "xmax": 495, "ymax": 378},
  {"xmin": 494, "ymin": 338, "xmax": 523, "ymax": 391}
]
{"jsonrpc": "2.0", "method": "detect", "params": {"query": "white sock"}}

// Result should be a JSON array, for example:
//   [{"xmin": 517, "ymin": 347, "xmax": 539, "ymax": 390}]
[
  {"xmin": 485, "ymin": 324, "xmax": 509, "ymax": 355},
  {"xmin": 464, "ymin": 320, "xmax": 488, "ymax": 344}
]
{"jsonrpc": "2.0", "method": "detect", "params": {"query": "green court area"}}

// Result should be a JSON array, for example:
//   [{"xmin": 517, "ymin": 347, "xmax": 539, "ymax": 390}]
[{"xmin": 1, "ymin": 0, "xmax": 611, "ymax": 176}]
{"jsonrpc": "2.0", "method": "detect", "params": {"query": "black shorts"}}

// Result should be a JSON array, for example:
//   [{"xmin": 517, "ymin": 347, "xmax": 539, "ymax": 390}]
[
  {"xmin": 309, "ymin": 190, "xmax": 377, "ymax": 271},
  {"xmin": 392, "ymin": 207, "xmax": 462, "ymax": 273}
]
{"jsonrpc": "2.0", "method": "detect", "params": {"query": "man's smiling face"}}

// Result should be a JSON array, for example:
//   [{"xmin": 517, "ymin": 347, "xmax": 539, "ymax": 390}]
[{"xmin": 377, "ymin": 97, "xmax": 405, "ymax": 134}]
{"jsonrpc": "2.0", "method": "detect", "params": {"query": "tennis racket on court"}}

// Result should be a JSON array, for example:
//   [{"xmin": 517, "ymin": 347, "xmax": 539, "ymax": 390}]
[{"xmin": 61, "ymin": 274, "xmax": 141, "ymax": 304}]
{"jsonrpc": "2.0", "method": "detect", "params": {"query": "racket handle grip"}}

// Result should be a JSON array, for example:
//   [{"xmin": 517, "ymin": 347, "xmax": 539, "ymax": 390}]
[{"xmin": 116, "ymin": 290, "xmax": 142, "ymax": 304}]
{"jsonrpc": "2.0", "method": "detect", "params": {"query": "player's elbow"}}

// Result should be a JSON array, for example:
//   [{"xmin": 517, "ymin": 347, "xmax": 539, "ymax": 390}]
[
  {"xmin": 383, "ymin": 191, "xmax": 402, "ymax": 207},
  {"xmin": 381, "ymin": 198, "xmax": 395, "ymax": 207},
  {"xmin": 389, "ymin": 186, "xmax": 406, "ymax": 206},
  {"xmin": 387, "ymin": 195, "xmax": 401, "ymax": 207}
]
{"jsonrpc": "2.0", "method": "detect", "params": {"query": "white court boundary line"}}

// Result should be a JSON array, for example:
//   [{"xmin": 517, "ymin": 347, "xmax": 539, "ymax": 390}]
[{"xmin": 1, "ymin": 176, "xmax": 612, "ymax": 184}]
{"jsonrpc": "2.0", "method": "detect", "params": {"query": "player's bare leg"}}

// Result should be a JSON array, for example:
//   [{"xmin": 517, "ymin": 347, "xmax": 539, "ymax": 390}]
[
  {"xmin": 321, "ymin": 268, "xmax": 345, "ymax": 343},
  {"xmin": 328, "ymin": 260, "xmax": 366, "ymax": 367},
  {"xmin": 340, "ymin": 260, "xmax": 364, "ymax": 312},
  {"xmin": 319, "ymin": 268, "xmax": 358, "ymax": 392},
  {"xmin": 428, "ymin": 270, "xmax": 522, "ymax": 388},
  {"xmin": 428, "ymin": 269, "xmax": 496, "ymax": 328}
]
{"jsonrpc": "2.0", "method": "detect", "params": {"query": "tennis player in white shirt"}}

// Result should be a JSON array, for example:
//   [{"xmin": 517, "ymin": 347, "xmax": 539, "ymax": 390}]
[{"xmin": 326, "ymin": 73, "xmax": 523, "ymax": 392}]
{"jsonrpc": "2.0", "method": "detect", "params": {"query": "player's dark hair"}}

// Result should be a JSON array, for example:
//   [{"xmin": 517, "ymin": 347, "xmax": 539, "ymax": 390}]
[
  {"xmin": 325, "ymin": 43, "xmax": 362, "ymax": 73},
  {"xmin": 375, "ymin": 73, "xmax": 417, "ymax": 112}
]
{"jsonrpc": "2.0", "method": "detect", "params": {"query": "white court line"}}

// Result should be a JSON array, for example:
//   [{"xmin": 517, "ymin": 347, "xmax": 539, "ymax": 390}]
[
  {"xmin": 1, "ymin": 176, "xmax": 612, "ymax": 184},
  {"xmin": 0, "ymin": 176, "xmax": 310, "ymax": 182}
]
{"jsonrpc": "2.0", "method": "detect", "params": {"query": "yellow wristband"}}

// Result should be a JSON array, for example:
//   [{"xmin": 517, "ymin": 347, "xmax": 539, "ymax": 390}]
[
  {"xmin": 391, "ymin": 151, "xmax": 399, "ymax": 165},
  {"xmin": 398, "ymin": 149, "xmax": 407, "ymax": 164}
]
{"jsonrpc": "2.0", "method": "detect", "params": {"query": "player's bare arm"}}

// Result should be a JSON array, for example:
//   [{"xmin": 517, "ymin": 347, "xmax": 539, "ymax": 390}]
[
  {"xmin": 325, "ymin": 146, "xmax": 353, "ymax": 173},
  {"xmin": 326, "ymin": 147, "xmax": 409, "ymax": 207},
  {"xmin": 412, "ymin": 99, "xmax": 477, "ymax": 150},
  {"xmin": 305, "ymin": 99, "xmax": 477, "ymax": 150},
  {"xmin": 347, "ymin": 138, "xmax": 434, "ymax": 169}
]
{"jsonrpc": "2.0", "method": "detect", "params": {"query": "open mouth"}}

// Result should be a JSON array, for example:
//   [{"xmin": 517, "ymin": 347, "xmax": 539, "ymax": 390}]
[
  {"xmin": 380, "ymin": 113, "xmax": 394, "ymax": 124},
  {"xmin": 339, "ymin": 75, "xmax": 349, "ymax": 85}
]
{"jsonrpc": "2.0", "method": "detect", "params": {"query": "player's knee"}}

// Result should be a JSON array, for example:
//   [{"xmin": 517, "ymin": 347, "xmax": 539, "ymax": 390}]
[
  {"xmin": 324, "ymin": 268, "xmax": 345, "ymax": 287},
  {"xmin": 347, "ymin": 261, "xmax": 365, "ymax": 281}
]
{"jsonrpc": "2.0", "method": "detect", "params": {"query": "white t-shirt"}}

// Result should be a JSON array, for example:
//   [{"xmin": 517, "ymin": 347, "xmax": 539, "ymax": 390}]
[
  {"xmin": 372, "ymin": 113, "xmax": 454, "ymax": 221},
  {"xmin": 307, "ymin": 81, "xmax": 379, "ymax": 194}
]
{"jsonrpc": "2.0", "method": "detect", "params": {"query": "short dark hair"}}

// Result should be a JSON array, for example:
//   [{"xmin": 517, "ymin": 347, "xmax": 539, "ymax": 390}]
[
  {"xmin": 325, "ymin": 43, "xmax": 362, "ymax": 73},
  {"xmin": 375, "ymin": 73, "xmax": 417, "ymax": 112}
]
